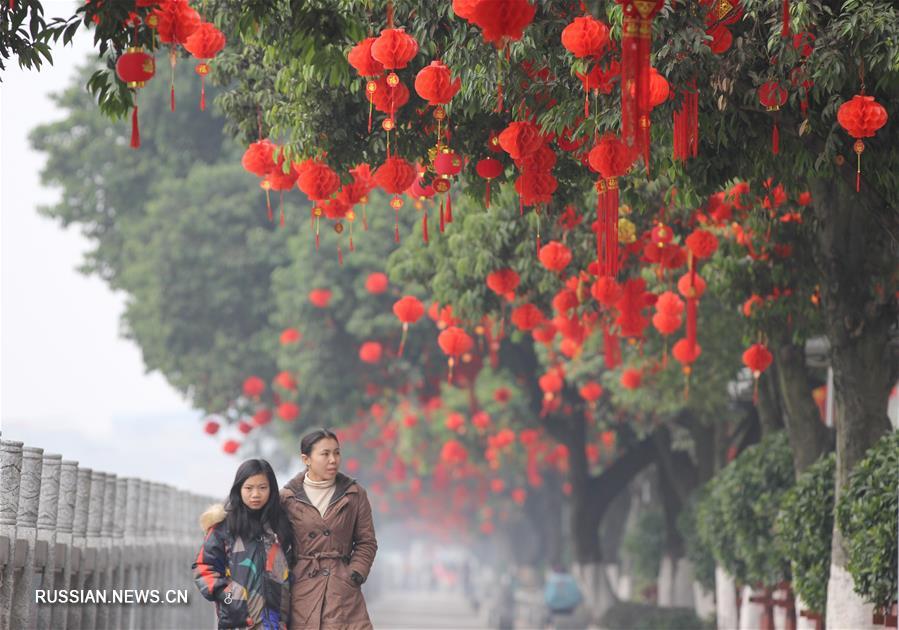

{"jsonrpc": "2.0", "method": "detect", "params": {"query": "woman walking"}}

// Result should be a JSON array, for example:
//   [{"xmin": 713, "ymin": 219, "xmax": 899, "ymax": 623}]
[
  {"xmin": 281, "ymin": 428, "xmax": 378, "ymax": 630},
  {"xmin": 193, "ymin": 459, "xmax": 297, "ymax": 629}
]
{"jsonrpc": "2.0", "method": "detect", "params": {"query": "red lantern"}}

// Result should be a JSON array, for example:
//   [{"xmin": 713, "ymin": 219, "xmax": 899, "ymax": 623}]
[
  {"xmin": 758, "ymin": 80, "xmax": 788, "ymax": 155},
  {"xmin": 309, "ymin": 288, "xmax": 332, "ymax": 308},
  {"xmin": 222, "ymin": 440, "xmax": 240, "ymax": 454},
  {"xmin": 274, "ymin": 371, "xmax": 297, "ymax": 391},
  {"xmin": 685, "ymin": 229, "xmax": 718, "ymax": 260},
  {"xmin": 487, "ymin": 268, "xmax": 520, "ymax": 295},
  {"xmin": 453, "ymin": 0, "xmax": 478, "ymax": 21},
  {"xmin": 498, "ymin": 121, "xmax": 544, "ymax": 159},
  {"xmin": 706, "ymin": 24, "xmax": 732, "ymax": 54},
  {"xmin": 115, "ymin": 47, "xmax": 156, "ymax": 149},
  {"xmin": 365, "ymin": 272, "xmax": 389, "ymax": 294},
  {"xmin": 561, "ymin": 15, "xmax": 610, "ymax": 58},
  {"xmin": 348, "ymin": 38, "xmax": 384, "ymax": 77},
  {"xmin": 591, "ymin": 276, "xmax": 623, "ymax": 307},
  {"xmin": 588, "ymin": 134, "xmax": 633, "ymax": 278},
  {"xmin": 183, "ymin": 21, "xmax": 226, "ymax": 111},
  {"xmin": 370, "ymin": 28, "xmax": 419, "ymax": 71},
  {"xmin": 438, "ymin": 326, "xmax": 474, "ymax": 381},
  {"xmin": 837, "ymin": 94, "xmax": 888, "ymax": 192},
  {"xmin": 359, "ymin": 341, "xmax": 383, "ymax": 364},
  {"xmin": 242, "ymin": 140, "xmax": 277, "ymax": 177},
  {"xmin": 393, "ymin": 295, "xmax": 425, "ymax": 356},
  {"xmin": 515, "ymin": 172, "xmax": 558, "ymax": 206},
  {"xmin": 579, "ymin": 381, "xmax": 603, "ymax": 403},
  {"xmin": 469, "ymin": 0, "xmax": 536, "ymax": 47},
  {"xmin": 203, "ymin": 419, "xmax": 220, "ymax": 435},
  {"xmin": 648, "ymin": 68, "xmax": 670, "ymax": 108},
  {"xmin": 280, "ymin": 327, "xmax": 301, "ymax": 345},
  {"xmin": 672, "ymin": 338, "xmax": 702, "ymax": 365},
  {"xmin": 511, "ymin": 304, "xmax": 544, "ymax": 331},
  {"xmin": 152, "ymin": 0, "xmax": 200, "ymax": 111},
  {"xmin": 297, "ymin": 161, "xmax": 340, "ymax": 201},
  {"xmin": 538, "ymin": 241, "xmax": 572, "ymax": 272},
  {"xmin": 277, "ymin": 402, "xmax": 300, "ymax": 422},
  {"xmin": 253, "ymin": 409, "xmax": 272, "ymax": 426},
  {"xmin": 242, "ymin": 376, "xmax": 265, "ymax": 398},
  {"xmin": 621, "ymin": 368, "xmax": 642, "ymax": 389},
  {"xmin": 375, "ymin": 157, "xmax": 417, "ymax": 194},
  {"xmin": 434, "ymin": 151, "xmax": 463, "ymax": 176},
  {"xmin": 415, "ymin": 60, "xmax": 461, "ymax": 105},
  {"xmin": 476, "ymin": 157, "xmax": 504, "ymax": 207},
  {"xmin": 742, "ymin": 343, "xmax": 773, "ymax": 376}
]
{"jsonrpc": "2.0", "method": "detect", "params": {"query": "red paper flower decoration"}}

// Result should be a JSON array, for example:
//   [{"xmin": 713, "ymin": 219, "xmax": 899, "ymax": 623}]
[
  {"xmin": 498, "ymin": 121, "xmax": 544, "ymax": 159},
  {"xmin": 203, "ymin": 419, "xmax": 220, "ymax": 435},
  {"xmin": 588, "ymin": 134, "xmax": 633, "ymax": 178},
  {"xmin": 677, "ymin": 273, "xmax": 706, "ymax": 299},
  {"xmin": 253, "ymin": 409, "xmax": 273, "ymax": 426},
  {"xmin": 309, "ymin": 288, "xmax": 332, "ymax": 308},
  {"xmin": 359, "ymin": 341, "xmax": 383, "ymax": 364},
  {"xmin": 274, "ymin": 371, "xmax": 297, "ymax": 391},
  {"xmin": 280, "ymin": 328, "xmax": 301, "ymax": 344},
  {"xmin": 365, "ymin": 272, "xmax": 389, "ymax": 294},
  {"xmin": 685, "ymin": 229, "xmax": 719, "ymax": 259},
  {"xmin": 469, "ymin": 0, "xmax": 536, "ymax": 46},
  {"xmin": 242, "ymin": 140, "xmax": 277, "ymax": 177},
  {"xmin": 515, "ymin": 172, "xmax": 558, "ymax": 205},
  {"xmin": 348, "ymin": 38, "xmax": 384, "ymax": 77},
  {"xmin": 538, "ymin": 241, "xmax": 572, "ymax": 272},
  {"xmin": 242, "ymin": 376, "xmax": 265, "ymax": 398},
  {"xmin": 438, "ymin": 326, "xmax": 474, "ymax": 356},
  {"xmin": 621, "ymin": 368, "xmax": 642, "ymax": 389},
  {"xmin": 414, "ymin": 60, "xmax": 462, "ymax": 105},
  {"xmin": 370, "ymin": 75, "xmax": 410, "ymax": 113},
  {"xmin": 592, "ymin": 277, "xmax": 624, "ymax": 306},
  {"xmin": 222, "ymin": 440, "xmax": 240, "ymax": 454},
  {"xmin": 561, "ymin": 15, "xmax": 610, "ymax": 58},
  {"xmin": 153, "ymin": 0, "xmax": 200, "ymax": 45},
  {"xmin": 183, "ymin": 21, "xmax": 225, "ymax": 59},
  {"xmin": 648, "ymin": 67, "xmax": 670, "ymax": 108},
  {"xmin": 393, "ymin": 296, "xmax": 425, "ymax": 323},
  {"xmin": 370, "ymin": 28, "xmax": 419, "ymax": 70},
  {"xmin": 579, "ymin": 381, "xmax": 603, "ymax": 402},
  {"xmin": 277, "ymin": 402, "xmax": 300, "ymax": 422},
  {"xmin": 672, "ymin": 338, "xmax": 702, "ymax": 365},
  {"xmin": 837, "ymin": 94, "xmax": 887, "ymax": 192},
  {"xmin": 511, "ymin": 304, "xmax": 544, "ymax": 331}
]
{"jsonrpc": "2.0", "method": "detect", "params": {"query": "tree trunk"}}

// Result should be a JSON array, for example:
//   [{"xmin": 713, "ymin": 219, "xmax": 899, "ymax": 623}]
[
  {"xmin": 809, "ymin": 174, "xmax": 898, "ymax": 630},
  {"xmin": 773, "ymin": 339, "xmax": 833, "ymax": 474},
  {"xmin": 757, "ymin": 366, "xmax": 786, "ymax": 436}
]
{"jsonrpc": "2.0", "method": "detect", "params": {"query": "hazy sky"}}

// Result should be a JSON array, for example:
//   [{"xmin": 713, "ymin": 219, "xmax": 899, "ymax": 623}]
[{"xmin": 0, "ymin": 6, "xmax": 245, "ymax": 497}]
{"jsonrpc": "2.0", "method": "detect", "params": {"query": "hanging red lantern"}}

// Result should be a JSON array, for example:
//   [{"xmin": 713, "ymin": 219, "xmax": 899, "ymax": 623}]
[
  {"xmin": 758, "ymin": 80, "xmax": 788, "ymax": 155},
  {"xmin": 370, "ymin": 28, "xmax": 419, "ymax": 71},
  {"xmin": 561, "ymin": 15, "xmax": 610, "ymax": 58},
  {"xmin": 588, "ymin": 134, "xmax": 633, "ymax": 279},
  {"xmin": 469, "ymin": 0, "xmax": 536, "ymax": 47},
  {"xmin": 222, "ymin": 440, "xmax": 240, "ymax": 454},
  {"xmin": 515, "ymin": 144, "xmax": 557, "ymax": 173},
  {"xmin": 438, "ymin": 326, "xmax": 474, "ymax": 382},
  {"xmin": 280, "ymin": 327, "xmax": 301, "ymax": 345},
  {"xmin": 242, "ymin": 376, "xmax": 266, "ymax": 398},
  {"xmin": 837, "ymin": 94, "xmax": 888, "ymax": 192},
  {"xmin": 277, "ymin": 402, "xmax": 300, "ymax": 422},
  {"xmin": 672, "ymin": 338, "xmax": 702, "ymax": 366},
  {"xmin": 297, "ymin": 161, "xmax": 341, "ymax": 202},
  {"xmin": 115, "ymin": 47, "xmax": 156, "ymax": 149},
  {"xmin": 498, "ymin": 121, "xmax": 544, "ymax": 159},
  {"xmin": 579, "ymin": 381, "xmax": 603, "ymax": 403},
  {"xmin": 348, "ymin": 38, "xmax": 384, "ymax": 76},
  {"xmin": 685, "ymin": 228, "xmax": 719, "ymax": 260},
  {"xmin": 620, "ymin": 368, "xmax": 642, "ymax": 389},
  {"xmin": 264, "ymin": 159, "xmax": 299, "ymax": 227},
  {"xmin": 203, "ymin": 419, "xmax": 220, "ymax": 435},
  {"xmin": 308, "ymin": 288, "xmax": 332, "ymax": 308},
  {"xmin": 183, "ymin": 21, "xmax": 226, "ymax": 111},
  {"xmin": 274, "ymin": 371, "xmax": 297, "ymax": 391},
  {"xmin": 414, "ymin": 60, "xmax": 461, "ymax": 105},
  {"xmin": 511, "ymin": 304, "xmax": 545, "ymax": 331},
  {"xmin": 652, "ymin": 290, "xmax": 684, "ymax": 336},
  {"xmin": 152, "ymin": 0, "xmax": 200, "ymax": 111},
  {"xmin": 539, "ymin": 370, "xmax": 564, "ymax": 400},
  {"xmin": 370, "ymin": 74, "xmax": 410, "ymax": 113},
  {"xmin": 515, "ymin": 172, "xmax": 558, "ymax": 206},
  {"xmin": 616, "ymin": 0, "xmax": 665, "ymax": 172},
  {"xmin": 365, "ymin": 272, "xmax": 389, "ymax": 294},
  {"xmin": 538, "ymin": 241, "xmax": 572, "ymax": 272},
  {"xmin": 393, "ymin": 295, "xmax": 425, "ymax": 356},
  {"xmin": 486, "ymin": 268, "xmax": 520, "ymax": 295},
  {"xmin": 742, "ymin": 343, "xmax": 773, "ymax": 376},
  {"xmin": 253, "ymin": 409, "xmax": 273, "ymax": 426},
  {"xmin": 648, "ymin": 67, "xmax": 670, "ymax": 108},
  {"xmin": 376, "ymin": 156, "xmax": 417, "ymax": 240},
  {"xmin": 242, "ymin": 139, "xmax": 277, "ymax": 177},
  {"xmin": 359, "ymin": 341, "xmax": 383, "ymax": 364},
  {"xmin": 434, "ymin": 151, "xmax": 463, "ymax": 176},
  {"xmin": 476, "ymin": 157, "xmax": 504, "ymax": 207},
  {"xmin": 591, "ymin": 276, "xmax": 623, "ymax": 307}
]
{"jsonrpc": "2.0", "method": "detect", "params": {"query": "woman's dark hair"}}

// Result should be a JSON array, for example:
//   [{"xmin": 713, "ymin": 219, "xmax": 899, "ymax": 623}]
[
  {"xmin": 300, "ymin": 428, "xmax": 339, "ymax": 456},
  {"xmin": 224, "ymin": 459, "xmax": 296, "ymax": 565}
]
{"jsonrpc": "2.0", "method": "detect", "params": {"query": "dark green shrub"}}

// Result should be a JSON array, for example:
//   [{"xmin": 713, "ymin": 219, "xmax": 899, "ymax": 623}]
[
  {"xmin": 600, "ymin": 601, "xmax": 714, "ymax": 630},
  {"xmin": 775, "ymin": 452, "xmax": 835, "ymax": 615},
  {"xmin": 622, "ymin": 507, "xmax": 665, "ymax": 596},
  {"xmin": 836, "ymin": 430, "xmax": 898, "ymax": 610},
  {"xmin": 696, "ymin": 432, "xmax": 794, "ymax": 586}
]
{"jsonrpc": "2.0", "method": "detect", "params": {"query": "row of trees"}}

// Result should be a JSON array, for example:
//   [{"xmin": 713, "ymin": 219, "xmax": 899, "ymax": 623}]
[{"xmin": 20, "ymin": 0, "xmax": 898, "ymax": 626}]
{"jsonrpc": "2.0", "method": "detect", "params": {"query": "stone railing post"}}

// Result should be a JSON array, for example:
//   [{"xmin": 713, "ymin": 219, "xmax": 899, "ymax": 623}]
[
  {"xmin": 80, "ymin": 470, "xmax": 106, "ymax": 629},
  {"xmin": 121, "ymin": 477, "xmax": 140, "ymax": 630},
  {"xmin": 10, "ymin": 446, "xmax": 44, "ymax": 629},
  {"xmin": 0, "ymin": 440, "xmax": 24, "ymax": 630},
  {"xmin": 95, "ymin": 472, "xmax": 117, "ymax": 629},
  {"xmin": 66, "ymin": 466, "xmax": 92, "ymax": 629},
  {"xmin": 35, "ymin": 453, "xmax": 62, "ymax": 630},
  {"xmin": 51, "ymin": 460, "xmax": 77, "ymax": 630},
  {"xmin": 110, "ymin": 476, "xmax": 127, "ymax": 629}
]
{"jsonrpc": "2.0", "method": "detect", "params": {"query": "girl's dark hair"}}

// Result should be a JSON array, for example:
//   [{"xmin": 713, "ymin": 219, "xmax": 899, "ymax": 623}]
[
  {"xmin": 224, "ymin": 459, "xmax": 296, "ymax": 566},
  {"xmin": 300, "ymin": 428, "xmax": 339, "ymax": 456}
]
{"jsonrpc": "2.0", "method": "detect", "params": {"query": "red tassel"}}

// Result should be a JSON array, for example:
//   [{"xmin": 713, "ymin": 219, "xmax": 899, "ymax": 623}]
[
  {"xmin": 279, "ymin": 192, "xmax": 285, "ymax": 227},
  {"xmin": 781, "ymin": 0, "xmax": 791, "ymax": 37},
  {"xmin": 445, "ymin": 195, "xmax": 453, "ymax": 223},
  {"xmin": 368, "ymin": 90, "xmax": 373, "ymax": 134},
  {"xmin": 169, "ymin": 49, "xmax": 177, "ymax": 112},
  {"xmin": 772, "ymin": 121, "xmax": 780, "ymax": 155},
  {"xmin": 394, "ymin": 210, "xmax": 400, "ymax": 243},
  {"xmin": 200, "ymin": 75, "xmax": 206, "ymax": 111},
  {"xmin": 315, "ymin": 231, "xmax": 320, "ymax": 250},
  {"xmin": 673, "ymin": 88, "xmax": 699, "ymax": 161},
  {"xmin": 686, "ymin": 297, "xmax": 698, "ymax": 354},
  {"xmin": 535, "ymin": 234, "xmax": 541, "ymax": 257},
  {"xmin": 439, "ymin": 199, "xmax": 445, "ymax": 233},
  {"xmin": 519, "ymin": 195, "xmax": 523, "ymax": 217},
  {"xmin": 485, "ymin": 181, "xmax": 491, "ymax": 208},
  {"xmin": 130, "ymin": 105, "xmax": 140, "ymax": 149},
  {"xmin": 338, "ymin": 245, "xmax": 343, "ymax": 266},
  {"xmin": 422, "ymin": 211, "xmax": 429, "ymax": 243},
  {"xmin": 584, "ymin": 87, "xmax": 589, "ymax": 118},
  {"xmin": 170, "ymin": 84, "xmax": 175, "ymax": 112},
  {"xmin": 349, "ymin": 235, "xmax": 355, "ymax": 251},
  {"xmin": 265, "ymin": 189, "xmax": 272, "ymax": 222}
]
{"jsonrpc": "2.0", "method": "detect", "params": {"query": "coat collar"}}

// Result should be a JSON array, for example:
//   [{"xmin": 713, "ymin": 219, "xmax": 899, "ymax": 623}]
[{"xmin": 283, "ymin": 471, "xmax": 357, "ymax": 507}]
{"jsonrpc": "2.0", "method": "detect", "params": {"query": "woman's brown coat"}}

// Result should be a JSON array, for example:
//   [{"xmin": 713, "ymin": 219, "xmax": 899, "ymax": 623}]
[{"xmin": 280, "ymin": 472, "xmax": 377, "ymax": 630}]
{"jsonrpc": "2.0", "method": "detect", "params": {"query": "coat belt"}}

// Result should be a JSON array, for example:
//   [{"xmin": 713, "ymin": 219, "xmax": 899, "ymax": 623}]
[{"xmin": 298, "ymin": 550, "xmax": 349, "ymax": 575}]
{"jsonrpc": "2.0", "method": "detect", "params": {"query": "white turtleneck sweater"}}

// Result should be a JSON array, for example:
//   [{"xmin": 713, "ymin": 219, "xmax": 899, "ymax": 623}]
[{"xmin": 303, "ymin": 473, "xmax": 336, "ymax": 517}]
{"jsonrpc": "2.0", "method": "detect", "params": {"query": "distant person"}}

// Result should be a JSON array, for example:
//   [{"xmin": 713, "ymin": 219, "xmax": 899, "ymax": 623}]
[
  {"xmin": 543, "ymin": 564, "xmax": 583, "ymax": 628},
  {"xmin": 281, "ymin": 428, "xmax": 378, "ymax": 630},
  {"xmin": 192, "ymin": 458, "xmax": 296, "ymax": 629}
]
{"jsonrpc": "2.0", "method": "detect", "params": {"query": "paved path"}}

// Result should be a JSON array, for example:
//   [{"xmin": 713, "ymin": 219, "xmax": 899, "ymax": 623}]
[{"xmin": 368, "ymin": 589, "xmax": 489, "ymax": 629}]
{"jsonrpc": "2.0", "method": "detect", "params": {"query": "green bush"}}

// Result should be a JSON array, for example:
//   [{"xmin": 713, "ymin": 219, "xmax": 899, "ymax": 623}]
[
  {"xmin": 622, "ymin": 507, "xmax": 665, "ymax": 596},
  {"xmin": 775, "ymin": 452, "xmax": 835, "ymax": 615},
  {"xmin": 836, "ymin": 430, "xmax": 899, "ymax": 610},
  {"xmin": 678, "ymin": 488, "xmax": 717, "ymax": 592},
  {"xmin": 600, "ymin": 602, "xmax": 714, "ymax": 630},
  {"xmin": 696, "ymin": 432, "xmax": 794, "ymax": 586}
]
